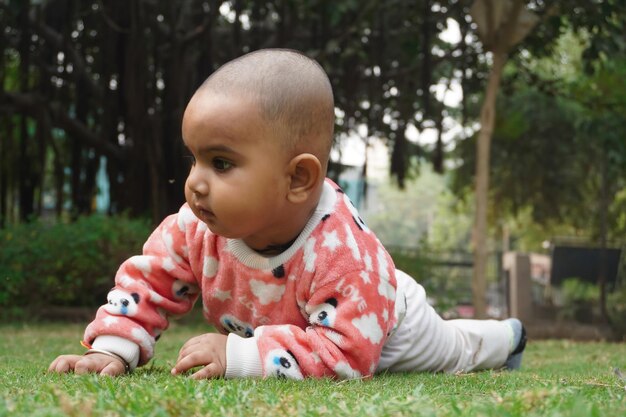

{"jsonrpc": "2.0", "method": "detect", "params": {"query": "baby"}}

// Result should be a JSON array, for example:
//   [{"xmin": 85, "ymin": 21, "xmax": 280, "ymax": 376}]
[{"xmin": 49, "ymin": 49, "xmax": 525, "ymax": 379}]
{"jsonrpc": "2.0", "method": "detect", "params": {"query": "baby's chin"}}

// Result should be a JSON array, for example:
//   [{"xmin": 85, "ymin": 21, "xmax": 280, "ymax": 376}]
[
  {"xmin": 189, "ymin": 211, "xmax": 261, "ymax": 243},
  {"xmin": 201, "ymin": 221, "xmax": 242, "ymax": 240}
]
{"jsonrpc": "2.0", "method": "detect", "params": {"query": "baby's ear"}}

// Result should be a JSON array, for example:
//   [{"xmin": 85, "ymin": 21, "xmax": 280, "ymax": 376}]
[{"xmin": 286, "ymin": 153, "xmax": 323, "ymax": 204}]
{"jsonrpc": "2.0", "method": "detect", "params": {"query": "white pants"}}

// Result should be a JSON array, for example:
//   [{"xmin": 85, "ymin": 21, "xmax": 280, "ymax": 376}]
[{"xmin": 377, "ymin": 270, "xmax": 512, "ymax": 373}]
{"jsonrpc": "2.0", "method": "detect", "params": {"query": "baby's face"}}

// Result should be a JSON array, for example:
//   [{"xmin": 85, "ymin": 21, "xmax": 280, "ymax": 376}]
[{"xmin": 182, "ymin": 93, "xmax": 294, "ymax": 250}]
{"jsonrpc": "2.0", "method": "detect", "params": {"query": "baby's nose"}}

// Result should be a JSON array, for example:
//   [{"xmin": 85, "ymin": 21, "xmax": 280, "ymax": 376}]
[{"xmin": 187, "ymin": 168, "xmax": 210, "ymax": 195}]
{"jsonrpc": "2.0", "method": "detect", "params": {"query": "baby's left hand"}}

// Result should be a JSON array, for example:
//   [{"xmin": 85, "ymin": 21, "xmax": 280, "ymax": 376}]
[{"xmin": 171, "ymin": 333, "xmax": 228, "ymax": 379}]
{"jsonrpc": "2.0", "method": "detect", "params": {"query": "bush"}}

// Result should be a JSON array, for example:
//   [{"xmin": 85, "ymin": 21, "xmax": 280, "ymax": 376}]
[
  {"xmin": 388, "ymin": 249, "xmax": 467, "ymax": 312},
  {"xmin": 388, "ymin": 250, "xmax": 432, "ymax": 284},
  {"xmin": 607, "ymin": 285, "xmax": 626, "ymax": 340},
  {"xmin": 558, "ymin": 277, "xmax": 626, "ymax": 338},
  {"xmin": 558, "ymin": 278, "xmax": 599, "ymax": 323},
  {"xmin": 0, "ymin": 215, "xmax": 151, "ymax": 318}
]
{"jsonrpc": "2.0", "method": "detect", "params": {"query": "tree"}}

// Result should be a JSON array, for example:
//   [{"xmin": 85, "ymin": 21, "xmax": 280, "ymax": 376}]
[
  {"xmin": 2, "ymin": 0, "xmax": 623, "ymax": 318},
  {"xmin": 454, "ymin": 18, "xmax": 626, "ymax": 319},
  {"xmin": 457, "ymin": 0, "xmax": 626, "ymax": 317},
  {"xmin": 468, "ymin": 0, "xmax": 540, "ymax": 317},
  {"xmin": 0, "ymin": 0, "xmax": 488, "ymax": 225},
  {"xmin": 573, "ymin": 59, "xmax": 626, "ymax": 322}
]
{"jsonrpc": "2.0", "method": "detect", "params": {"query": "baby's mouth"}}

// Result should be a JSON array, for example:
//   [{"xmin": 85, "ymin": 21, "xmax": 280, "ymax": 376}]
[{"xmin": 198, "ymin": 207, "xmax": 215, "ymax": 221}]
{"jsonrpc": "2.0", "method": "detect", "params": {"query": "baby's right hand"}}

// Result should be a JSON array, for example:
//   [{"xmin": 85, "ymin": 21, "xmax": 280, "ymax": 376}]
[{"xmin": 48, "ymin": 353, "xmax": 126, "ymax": 376}]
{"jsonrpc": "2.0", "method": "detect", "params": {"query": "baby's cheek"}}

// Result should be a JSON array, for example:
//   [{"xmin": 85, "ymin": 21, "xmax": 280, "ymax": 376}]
[{"xmin": 183, "ymin": 184, "xmax": 193, "ymax": 205}]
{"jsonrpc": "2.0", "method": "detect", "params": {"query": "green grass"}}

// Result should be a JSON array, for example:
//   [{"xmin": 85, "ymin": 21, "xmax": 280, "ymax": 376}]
[{"xmin": 1, "ymin": 322, "xmax": 625, "ymax": 417}]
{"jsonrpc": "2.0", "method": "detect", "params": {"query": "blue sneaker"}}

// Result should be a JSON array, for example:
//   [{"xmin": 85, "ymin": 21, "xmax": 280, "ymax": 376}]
[{"xmin": 504, "ymin": 318, "xmax": 527, "ymax": 370}]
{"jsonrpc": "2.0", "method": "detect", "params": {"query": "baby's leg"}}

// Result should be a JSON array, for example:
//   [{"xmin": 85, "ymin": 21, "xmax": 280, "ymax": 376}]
[{"xmin": 378, "ymin": 270, "xmax": 522, "ymax": 373}]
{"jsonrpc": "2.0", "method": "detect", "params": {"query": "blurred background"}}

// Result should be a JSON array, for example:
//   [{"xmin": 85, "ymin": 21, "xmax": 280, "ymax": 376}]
[{"xmin": 0, "ymin": 0, "xmax": 624, "ymax": 338}]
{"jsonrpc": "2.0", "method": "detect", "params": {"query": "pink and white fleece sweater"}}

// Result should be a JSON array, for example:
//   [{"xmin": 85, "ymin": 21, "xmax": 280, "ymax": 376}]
[{"xmin": 84, "ymin": 179, "xmax": 398, "ymax": 379}]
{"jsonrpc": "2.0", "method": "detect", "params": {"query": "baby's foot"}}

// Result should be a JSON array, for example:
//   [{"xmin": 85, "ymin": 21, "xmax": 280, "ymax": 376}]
[{"xmin": 503, "ymin": 318, "xmax": 526, "ymax": 370}]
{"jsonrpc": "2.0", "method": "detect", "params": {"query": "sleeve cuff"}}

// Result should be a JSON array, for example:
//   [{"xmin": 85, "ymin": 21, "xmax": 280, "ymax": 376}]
[
  {"xmin": 225, "ymin": 334, "xmax": 263, "ymax": 378},
  {"xmin": 92, "ymin": 335, "xmax": 141, "ymax": 370}
]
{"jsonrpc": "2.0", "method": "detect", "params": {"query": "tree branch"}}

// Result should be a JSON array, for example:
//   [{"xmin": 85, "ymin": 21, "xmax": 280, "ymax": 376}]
[
  {"xmin": 3, "ymin": 91, "xmax": 125, "ymax": 160},
  {"xmin": 29, "ymin": 15, "xmax": 104, "ymax": 100}
]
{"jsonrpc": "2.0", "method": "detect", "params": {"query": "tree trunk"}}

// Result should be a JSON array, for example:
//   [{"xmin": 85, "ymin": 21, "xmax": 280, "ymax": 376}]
[
  {"xmin": 18, "ymin": 1, "xmax": 35, "ymax": 222},
  {"xmin": 120, "ymin": 0, "xmax": 152, "ymax": 218},
  {"xmin": 598, "ymin": 140, "xmax": 609, "ymax": 322},
  {"xmin": 0, "ymin": 117, "xmax": 9, "ymax": 227},
  {"xmin": 420, "ymin": 0, "xmax": 432, "ymax": 123},
  {"xmin": 471, "ymin": 51, "xmax": 506, "ymax": 318}
]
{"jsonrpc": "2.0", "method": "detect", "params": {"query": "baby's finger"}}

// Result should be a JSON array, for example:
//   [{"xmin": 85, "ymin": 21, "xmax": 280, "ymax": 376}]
[
  {"xmin": 172, "ymin": 351, "xmax": 207, "ymax": 375},
  {"xmin": 74, "ymin": 357, "xmax": 96, "ymax": 375},
  {"xmin": 48, "ymin": 357, "xmax": 63, "ymax": 373},
  {"xmin": 190, "ymin": 362, "xmax": 223, "ymax": 380},
  {"xmin": 100, "ymin": 360, "xmax": 125, "ymax": 376},
  {"xmin": 177, "ymin": 335, "xmax": 208, "ymax": 360},
  {"xmin": 48, "ymin": 355, "xmax": 79, "ymax": 373}
]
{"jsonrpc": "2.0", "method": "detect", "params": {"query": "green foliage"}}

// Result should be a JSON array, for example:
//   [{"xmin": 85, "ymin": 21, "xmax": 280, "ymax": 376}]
[
  {"xmin": 561, "ymin": 278, "xmax": 600, "ymax": 305},
  {"xmin": 387, "ymin": 248, "xmax": 473, "ymax": 312},
  {"xmin": 0, "ymin": 215, "xmax": 151, "ymax": 318},
  {"xmin": 607, "ymin": 285, "xmax": 626, "ymax": 340},
  {"xmin": 559, "ymin": 278, "xmax": 600, "ymax": 324},
  {"xmin": 454, "ymin": 86, "xmax": 587, "ymax": 227},
  {"xmin": 364, "ymin": 167, "xmax": 481, "ymax": 309},
  {"xmin": 556, "ymin": 276, "xmax": 626, "ymax": 339},
  {"xmin": 364, "ymin": 169, "xmax": 477, "ymax": 309},
  {"xmin": 611, "ymin": 190, "xmax": 626, "ymax": 240},
  {"xmin": 388, "ymin": 250, "xmax": 431, "ymax": 283},
  {"xmin": 2, "ymin": 324, "xmax": 626, "ymax": 417},
  {"xmin": 2, "ymin": 0, "xmax": 493, "ymax": 222},
  {"xmin": 454, "ymin": 26, "xmax": 626, "ymax": 254},
  {"xmin": 365, "ymin": 166, "xmax": 472, "ymax": 252}
]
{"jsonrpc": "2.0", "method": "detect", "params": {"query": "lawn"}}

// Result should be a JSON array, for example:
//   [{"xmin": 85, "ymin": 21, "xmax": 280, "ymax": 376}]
[{"xmin": 1, "ymin": 322, "xmax": 624, "ymax": 417}]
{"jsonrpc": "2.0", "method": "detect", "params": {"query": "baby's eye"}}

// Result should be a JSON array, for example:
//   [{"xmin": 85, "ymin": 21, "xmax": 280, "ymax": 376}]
[{"xmin": 213, "ymin": 158, "xmax": 233, "ymax": 172}]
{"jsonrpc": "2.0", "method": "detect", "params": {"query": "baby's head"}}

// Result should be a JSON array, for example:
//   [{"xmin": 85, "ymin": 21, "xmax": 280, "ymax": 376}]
[
  {"xmin": 196, "ymin": 49, "xmax": 334, "ymax": 169},
  {"xmin": 182, "ymin": 49, "xmax": 335, "ymax": 250}
]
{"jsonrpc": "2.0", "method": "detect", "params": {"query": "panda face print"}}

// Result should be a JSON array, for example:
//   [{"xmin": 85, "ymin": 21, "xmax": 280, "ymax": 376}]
[
  {"xmin": 342, "ymin": 194, "xmax": 369, "ymax": 232},
  {"xmin": 104, "ymin": 289, "xmax": 140, "ymax": 316},
  {"xmin": 272, "ymin": 265, "xmax": 285, "ymax": 278},
  {"xmin": 264, "ymin": 349, "xmax": 304, "ymax": 380},
  {"xmin": 307, "ymin": 298, "xmax": 338, "ymax": 327},
  {"xmin": 172, "ymin": 279, "xmax": 199, "ymax": 299},
  {"xmin": 220, "ymin": 314, "xmax": 254, "ymax": 338}
]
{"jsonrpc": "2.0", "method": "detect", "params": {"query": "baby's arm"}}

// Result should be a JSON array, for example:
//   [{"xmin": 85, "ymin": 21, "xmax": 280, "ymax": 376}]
[{"xmin": 48, "ymin": 205, "xmax": 206, "ymax": 375}]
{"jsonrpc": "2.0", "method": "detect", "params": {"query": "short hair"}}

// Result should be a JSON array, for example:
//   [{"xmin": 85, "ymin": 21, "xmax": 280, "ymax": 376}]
[{"xmin": 198, "ymin": 49, "xmax": 335, "ymax": 165}]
